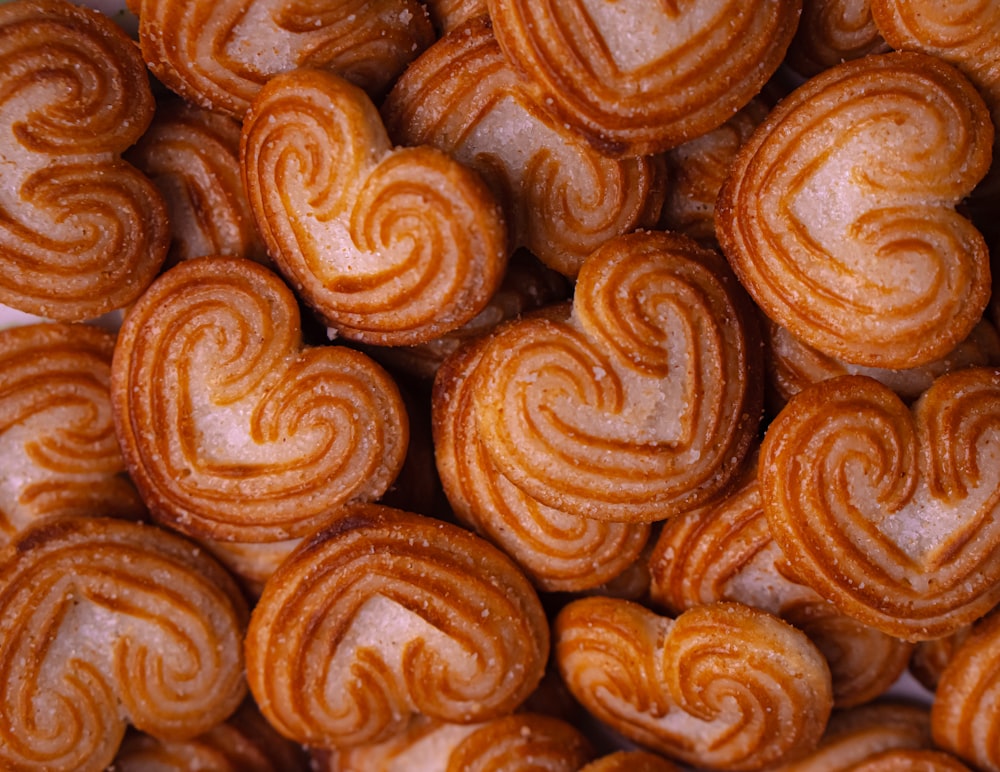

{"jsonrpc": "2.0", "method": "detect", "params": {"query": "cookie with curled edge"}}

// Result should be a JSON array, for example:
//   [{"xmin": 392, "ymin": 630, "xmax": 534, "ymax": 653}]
[
  {"xmin": 422, "ymin": 0, "xmax": 485, "ymax": 34},
  {"xmin": 383, "ymin": 16, "xmax": 664, "ymax": 279},
  {"xmin": 931, "ymin": 609, "xmax": 1000, "ymax": 772},
  {"xmin": 648, "ymin": 460, "xmax": 913, "ymax": 708},
  {"xmin": 245, "ymin": 503, "xmax": 550, "ymax": 749},
  {"xmin": 433, "ymin": 309, "xmax": 651, "ymax": 592},
  {"xmin": 126, "ymin": 97, "xmax": 268, "ymax": 268},
  {"xmin": 717, "ymin": 51, "xmax": 994, "ymax": 369},
  {"xmin": 760, "ymin": 369, "xmax": 1000, "ymax": 640},
  {"xmin": 580, "ymin": 750, "xmax": 683, "ymax": 772},
  {"xmin": 111, "ymin": 256, "xmax": 409, "ymax": 543},
  {"xmin": 0, "ymin": 516, "xmax": 248, "ymax": 772},
  {"xmin": 0, "ymin": 0, "xmax": 169, "ymax": 321},
  {"xmin": 765, "ymin": 317, "xmax": 1000, "ymax": 413},
  {"xmin": 242, "ymin": 68, "xmax": 508, "ymax": 346},
  {"xmin": 909, "ymin": 623, "xmax": 973, "ymax": 692},
  {"xmin": 485, "ymin": 0, "xmax": 801, "ymax": 157},
  {"xmin": 469, "ymin": 229, "xmax": 763, "ymax": 523},
  {"xmin": 0, "ymin": 323, "xmax": 145, "ymax": 547},
  {"xmin": 312, "ymin": 712, "xmax": 594, "ymax": 771},
  {"xmin": 786, "ymin": 0, "xmax": 890, "ymax": 77},
  {"xmin": 849, "ymin": 749, "xmax": 972, "ymax": 771},
  {"xmin": 555, "ymin": 598, "xmax": 833, "ymax": 771},
  {"xmin": 132, "ymin": 0, "xmax": 434, "ymax": 119}
]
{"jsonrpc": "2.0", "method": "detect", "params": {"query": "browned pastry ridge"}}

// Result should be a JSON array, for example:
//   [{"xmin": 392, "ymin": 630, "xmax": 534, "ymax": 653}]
[
  {"xmin": 111, "ymin": 256, "xmax": 409, "ymax": 543},
  {"xmin": 242, "ymin": 68, "xmax": 509, "ymax": 345},
  {"xmin": 132, "ymin": 0, "xmax": 435, "ymax": 119},
  {"xmin": 717, "ymin": 51, "xmax": 994, "ymax": 369},
  {"xmin": 245, "ymin": 504, "xmax": 550, "ymax": 749},
  {"xmin": 0, "ymin": 0, "xmax": 169, "ymax": 321},
  {"xmin": 580, "ymin": 750, "xmax": 684, "ymax": 772},
  {"xmin": 760, "ymin": 369, "xmax": 1000, "ymax": 641},
  {"xmin": 0, "ymin": 323, "xmax": 145, "ymax": 546},
  {"xmin": 382, "ymin": 15, "xmax": 664, "ymax": 279},
  {"xmin": 486, "ymin": 0, "xmax": 802, "ymax": 157},
  {"xmin": 464, "ymin": 229, "xmax": 763, "ymax": 523},
  {"xmin": 785, "ymin": 0, "xmax": 890, "ymax": 77},
  {"xmin": 555, "ymin": 597, "xmax": 833, "ymax": 771},
  {"xmin": 0, "ymin": 516, "xmax": 249, "ymax": 772}
]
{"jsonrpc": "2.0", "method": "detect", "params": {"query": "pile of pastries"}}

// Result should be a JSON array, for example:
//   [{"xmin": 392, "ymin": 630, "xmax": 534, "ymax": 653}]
[{"xmin": 2, "ymin": 0, "xmax": 1000, "ymax": 769}]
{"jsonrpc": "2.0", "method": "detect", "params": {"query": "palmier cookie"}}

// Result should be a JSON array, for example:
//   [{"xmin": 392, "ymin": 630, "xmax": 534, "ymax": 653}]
[
  {"xmin": 242, "ymin": 68, "xmax": 509, "ymax": 346},
  {"xmin": 466, "ymin": 229, "xmax": 763, "ymax": 523},
  {"xmin": 717, "ymin": 51, "xmax": 993, "ymax": 369},
  {"xmin": 0, "ymin": 516, "xmax": 248, "ymax": 772},
  {"xmin": 126, "ymin": 97, "xmax": 268, "ymax": 267},
  {"xmin": 785, "ymin": 0, "xmax": 890, "ymax": 77},
  {"xmin": 133, "ymin": 0, "xmax": 434, "ymax": 119},
  {"xmin": 485, "ymin": 0, "xmax": 801, "ymax": 157},
  {"xmin": 555, "ymin": 598, "xmax": 833, "ymax": 771},
  {"xmin": 580, "ymin": 751, "xmax": 683, "ymax": 772},
  {"xmin": 382, "ymin": 16, "xmax": 664, "ymax": 278},
  {"xmin": 0, "ymin": 323, "xmax": 144, "ymax": 546},
  {"xmin": 111, "ymin": 256, "xmax": 409, "ymax": 543},
  {"xmin": 0, "ymin": 0, "xmax": 168, "ymax": 321},
  {"xmin": 433, "ymin": 313, "xmax": 651, "ymax": 592},
  {"xmin": 760, "ymin": 369, "xmax": 1000, "ymax": 640},
  {"xmin": 648, "ymin": 461, "xmax": 912, "ymax": 708},
  {"xmin": 245, "ymin": 504, "xmax": 550, "ymax": 749},
  {"xmin": 313, "ymin": 713, "xmax": 594, "ymax": 771}
]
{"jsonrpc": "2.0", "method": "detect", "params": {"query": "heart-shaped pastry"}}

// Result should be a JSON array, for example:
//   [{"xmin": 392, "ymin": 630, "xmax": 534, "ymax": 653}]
[
  {"xmin": 242, "ymin": 68, "xmax": 509, "ymax": 346},
  {"xmin": 245, "ymin": 504, "xmax": 550, "ymax": 749},
  {"xmin": 760, "ymin": 368, "xmax": 1000, "ymax": 640},
  {"xmin": 467, "ymin": 229, "xmax": 763, "ymax": 523},
  {"xmin": 486, "ymin": 0, "xmax": 801, "ymax": 157},
  {"xmin": 785, "ymin": 0, "xmax": 890, "ymax": 77},
  {"xmin": 649, "ymin": 460, "xmax": 913, "ymax": 708},
  {"xmin": 0, "ymin": 0, "xmax": 169, "ymax": 321},
  {"xmin": 382, "ymin": 15, "xmax": 664, "ymax": 278},
  {"xmin": 133, "ymin": 0, "xmax": 435, "ymax": 119},
  {"xmin": 555, "ymin": 597, "xmax": 833, "ymax": 771},
  {"xmin": 111, "ymin": 256, "xmax": 409, "ymax": 543},
  {"xmin": 0, "ymin": 323, "xmax": 145, "ymax": 546},
  {"xmin": 0, "ymin": 516, "xmax": 248, "ymax": 772},
  {"xmin": 717, "ymin": 51, "xmax": 994, "ymax": 369}
]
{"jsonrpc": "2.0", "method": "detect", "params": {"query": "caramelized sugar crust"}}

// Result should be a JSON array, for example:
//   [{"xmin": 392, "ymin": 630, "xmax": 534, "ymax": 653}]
[
  {"xmin": 245, "ymin": 504, "xmax": 550, "ymax": 749},
  {"xmin": 486, "ymin": 0, "xmax": 801, "ymax": 157},
  {"xmin": 717, "ymin": 51, "xmax": 994, "ymax": 369},
  {"xmin": 0, "ymin": 516, "xmax": 249, "ymax": 772},
  {"xmin": 0, "ymin": 0, "xmax": 168, "ymax": 321},
  {"xmin": 786, "ymin": 0, "xmax": 890, "ymax": 77},
  {"xmin": 580, "ymin": 750, "xmax": 684, "ymax": 772},
  {"xmin": 0, "ymin": 323, "xmax": 145, "ymax": 545},
  {"xmin": 111, "ymin": 257, "xmax": 409, "ymax": 543},
  {"xmin": 134, "ymin": 0, "xmax": 435, "ymax": 118},
  {"xmin": 761, "ymin": 369, "xmax": 1000, "ymax": 640},
  {"xmin": 242, "ymin": 68, "xmax": 509, "ymax": 345},
  {"xmin": 555, "ymin": 598, "xmax": 833, "ymax": 771},
  {"xmin": 467, "ymin": 230, "xmax": 763, "ymax": 523},
  {"xmin": 382, "ymin": 15, "xmax": 664, "ymax": 278}
]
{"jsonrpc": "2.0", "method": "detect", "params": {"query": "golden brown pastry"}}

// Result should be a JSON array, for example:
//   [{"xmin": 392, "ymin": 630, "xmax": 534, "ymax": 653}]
[
  {"xmin": 908, "ymin": 624, "xmax": 973, "ymax": 692},
  {"xmin": 765, "ymin": 317, "xmax": 1000, "ymax": 412},
  {"xmin": 422, "ymin": 0, "xmax": 485, "ymax": 34},
  {"xmin": 579, "ymin": 750, "xmax": 683, "ymax": 772},
  {"xmin": 382, "ymin": 16, "xmax": 664, "ymax": 278},
  {"xmin": 312, "ymin": 712, "xmax": 594, "ymax": 771},
  {"xmin": 847, "ymin": 749, "xmax": 972, "ymax": 771},
  {"xmin": 0, "ymin": 0, "xmax": 169, "ymax": 321},
  {"xmin": 111, "ymin": 256, "xmax": 409, "ymax": 543},
  {"xmin": 0, "ymin": 516, "xmax": 248, "ymax": 772},
  {"xmin": 931, "ymin": 609, "xmax": 1000, "ymax": 772},
  {"xmin": 133, "ymin": 0, "xmax": 435, "ymax": 119},
  {"xmin": 659, "ymin": 99, "xmax": 769, "ymax": 245},
  {"xmin": 760, "ymin": 369, "xmax": 1000, "ymax": 640},
  {"xmin": 649, "ymin": 461, "xmax": 913, "ymax": 708},
  {"xmin": 242, "ymin": 68, "xmax": 509, "ymax": 346},
  {"xmin": 485, "ymin": 0, "xmax": 801, "ymax": 157},
  {"xmin": 433, "ymin": 315, "xmax": 651, "ymax": 592},
  {"xmin": 0, "ymin": 323, "xmax": 145, "ymax": 546},
  {"xmin": 245, "ymin": 504, "xmax": 550, "ymax": 749},
  {"xmin": 717, "ymin": 51, "xmax": 994, "ymax": 369},
  {"xmin": 126, "ymin": 97, "xmax": 268, "ymax": 267},
  {"xmin": 786, "ymin": 0, "xmax": 890, "ymax": 77},
  {"xmin": 111, "ymin": 699, "xmax": 309, "ymax": 772},
  {"xmin": 462, "ymin": 229, "xmax": 763, "ymax": 524},
  {"xmin": 555, "ymin": 597, "xmax": 833, "ymax": 771}
]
